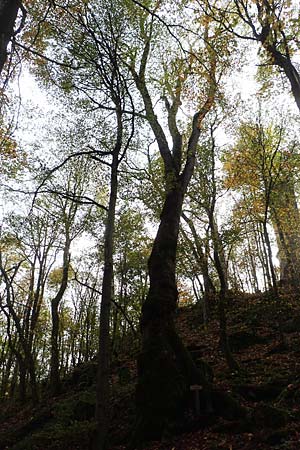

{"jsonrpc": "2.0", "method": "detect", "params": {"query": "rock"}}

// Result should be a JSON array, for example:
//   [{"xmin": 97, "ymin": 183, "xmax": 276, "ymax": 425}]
[
  {"xmin": 268, "ymin": 342, "xmax": 289, "ymax": 354},
  {"xmin": 212, "ymin": 389, "xmax": 247, "ymax": 420},
  {"xmin": 253, "ymin": 404, "xmax": 289, "ymax": 428},
  {"xmin": 68, "ymin": 361, "xmax": 97, "ymax": 388},
  {"xmin": 73, "ymin": 398, "xmax": 95, "ymax": 421},
  {"xmin": 262, "ymin": 429, "xmax": 290, "ymax": 445},
  {"xmin": 235, "ymin": 382, "xmax": 284, "ymax": 401},
  {"xmin": 282, "ymin": 315, "xmax": 300, "ymax": 333},
  {"xmin": 117, "ymin": 366, "xmax": 131, "ymax": 385},
  {"xmin": 228, "ymin": 330, "xmax": 267, "ymax": 351}
]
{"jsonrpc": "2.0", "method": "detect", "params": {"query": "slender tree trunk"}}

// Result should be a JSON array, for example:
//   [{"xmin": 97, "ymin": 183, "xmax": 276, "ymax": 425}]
[
  {"xmin": 50, "ymin": 299, "xmax": 60, "ymax": 393},
  {"xmin": 258, "ymin": 223, "xmax": 272, "ymax": 290},
  {"xmin": 50, "ymin": 234, "xmax": 70, "ymax": 395},
  {"xmin": 209, "ymin": 214, "xmax": 239, "ymax": 372},
  {"xmin": 94, "ymin": 153, "xmax": 118, "ymax": 450},
  {"xmin": 262, "ymin": 221, "xmax": 278, "ymax": 295},
  {"xmin": 0, "ymin": 346, "xmax": 12, "ymax": 397},
  {"xmin": 181, "ymin": 214, "xmax": 215, "ymax": 317},
  {"xmin": 18, "ymin": 358, "xmax": 26, "ymax": 402},
  {"xmin": 246, "ymin": 232, "xmax": 259, "ymax": 292}
]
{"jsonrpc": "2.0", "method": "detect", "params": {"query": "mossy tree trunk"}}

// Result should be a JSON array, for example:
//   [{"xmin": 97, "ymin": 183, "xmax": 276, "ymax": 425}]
[{"xmin": 135, "ymin": 187, "xmax": 186, "ymax": 440}]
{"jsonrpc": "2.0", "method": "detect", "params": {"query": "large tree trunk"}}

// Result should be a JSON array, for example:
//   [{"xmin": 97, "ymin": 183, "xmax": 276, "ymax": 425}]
[
  {"xmin": 132, "ymin": 185, "xmax": 211, "ymax": 443},
  {"xmin": 129, "ymin": 26, "xmax": 220, "ymax": 446},
  {"xmin": 0, "ymin": 0, "xmax": 20, "ymax": 75},
  {"xmin": 263, "ymin": 43, "xmax": 300, "ymax": 113}
]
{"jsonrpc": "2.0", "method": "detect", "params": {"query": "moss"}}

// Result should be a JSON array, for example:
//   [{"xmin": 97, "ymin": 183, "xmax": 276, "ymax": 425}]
[
  {"xmin": 11, "ymin": 420, "xmax": 96, "ymax": 450},
  {"xmin": 211, "ymin": 389, "xmax": 247, "ymax": 420},
  {"xmin": 55, "ymin": 390, "xmax": 95, "ymax": 424},
  {"xmin": 228, "ymin": 330, "xmax": 268, "ymax": 351},
  {"xmin": 253, "ymin": 404, "xmax": 289, "ymax": 428}
]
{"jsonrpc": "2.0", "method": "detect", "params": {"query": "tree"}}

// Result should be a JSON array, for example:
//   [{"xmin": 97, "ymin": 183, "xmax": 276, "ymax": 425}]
[
  {"xmin": 124, "ymin": 3, "xmax": 234, "ymax": 442},
  {"xmin": 0, "ymin": 0, "xmax": 26, "ymax": 77},
  {"xmin": 204, "ymin": 1, "xmax": 300, "ymax": 111},
  {"xmin": 0, "ymin": 208, "xmax": 59, "ymax": 402},
  {"xmin": 182, "ymin": 115, "xmax": 240, "ymax": 371},
  {"xmin": 224, "ymin": 115, "xmax": 300, "ymax": 290}
]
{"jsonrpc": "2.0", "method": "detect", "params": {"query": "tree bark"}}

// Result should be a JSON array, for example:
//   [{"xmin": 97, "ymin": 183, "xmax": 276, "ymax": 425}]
[
  {"xmin": 50, "ymin": 232, "xmax": 70, "ymax": 395},
  {"xmin": 181, "ymin": 213, "xmax": 216, "ymax": 307},
  {"xmin": 208, "ymin": 211, "xmax": 239, "ymax": 372},
  {"xmin": 129, "ymin": 28, "xmax": 218, "ymax": 445},
  {"xmin": 270, "ymin": 181, "xmax": 300, "ymax": 289},
  {"xmin": 133, "ymin": 185, "xmax": 206, "ymax": 442},
  {"xmin": 0, "ymin": 0, "xmax": 20, "ymax": 75},
  {"xmin": 94, "ymin": 147, "xmax": 118, "ymax": 450}
]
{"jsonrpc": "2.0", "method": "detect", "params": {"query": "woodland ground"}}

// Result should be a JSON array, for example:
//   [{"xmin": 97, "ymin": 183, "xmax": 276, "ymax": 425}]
[{"xmin": 1, "ymin": 290, "xmax": 300, "ymax": 449}]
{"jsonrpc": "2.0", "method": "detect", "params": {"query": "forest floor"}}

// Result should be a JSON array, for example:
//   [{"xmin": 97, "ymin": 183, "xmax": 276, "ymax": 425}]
[{"xmin": 1, "ymin": 290, "xmax": 300, "ymax": 449}]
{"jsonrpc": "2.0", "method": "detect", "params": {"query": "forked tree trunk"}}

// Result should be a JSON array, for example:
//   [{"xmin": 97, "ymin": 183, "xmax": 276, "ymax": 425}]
[{"xmin": 128, "ymin": 27, "xmax": 242, "ymax": 445}]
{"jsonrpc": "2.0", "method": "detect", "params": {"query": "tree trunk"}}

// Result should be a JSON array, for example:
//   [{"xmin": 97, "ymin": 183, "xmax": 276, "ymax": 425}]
[
  {"xmin": 50, "ymin": 298, "xmax": 61, "ymax": 394},
  {"xmin": 262, "ymin": 221, "xmax": 278, "ymax": 295},
  {"xmin": 209, "ymin": 213, "xmax": 239, "ymax": 372},
  {"xmin": 181, "ymin": 214, "xmax": 216, "ymax": 317},
  {"xmin": 129, "ymin": 29, "xmax": 219, "ymax": 445},
  {"xmin": 263, "ymin": 43, "xmax": 300, "ymax": 113},
  {"xmin": 258, "ymin": 222, "xmax": 272, "ymax": 290},
  {"xmin": 270, "ymin": 181, "xmax": 300, "ymax": 289},
  {"xmin": 50, "ymin": 234, "xmax": 70, "ymax": 395},
  {"xmin": 0, "ymin": 0, "xmax": 20, "ymax": 75},
  {"xmin": 18, "ymin": 357, "xmax": 26, "ymax": 403},
  {"xmin": 94, "ymin": 152, "xmax": 118, "ymax": 450},
  {"xmin": 132, "ymin": 185, "xmax": 211, "ymax": 443}
]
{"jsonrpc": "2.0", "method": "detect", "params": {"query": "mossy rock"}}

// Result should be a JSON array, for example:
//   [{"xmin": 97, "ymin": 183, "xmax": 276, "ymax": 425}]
[
  {"xmin": 278, "ymin": 381, "xmax": 300, "ymax": 404},
  {"xmin": 11, "ymin": 420, "xmax": 96, "ymax": 450},
  {"xmin": 253, "ymin": 404, "xmax": 289, "ymax": 428},
  {"xmin": 117, "ymin": 366, "xmax": 131, "ymax": 385},
  {"xmin": 282, "ymin": 315, "xmax": 300, "ymax": 333},
  {"xmin": 211, "ymin": 389, "xmax": 247, "ymax": 420},
  {"xmin": 235, "ymin": 381, "xmax": 285, "ymax": 402},
  {"xmin": 73, "ymin": 398, "xmax": 95, "ymax": 421},
  {"xmin": 268, "ymin": 342, "xmax": 290, "ymax": 355},
  {"xmin": 228, "ymin": 330, "xmax": 267, "ymax": 351},
  {"xmin": 55, "ymin": 390, "xmax": 95, "ymax": 424},
  {"xmin": 262, "ymin": 428, "xmax": 290, "ymax": 445},
  {"xmin": 66, "ymin": 361, "xmax": 97, "ymax": 388}
]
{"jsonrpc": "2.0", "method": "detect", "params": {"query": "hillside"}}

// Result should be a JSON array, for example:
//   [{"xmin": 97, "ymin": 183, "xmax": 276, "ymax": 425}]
[{"xmin": 1, "ymin": 291, "xmax": 300, "ymax": 449}]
